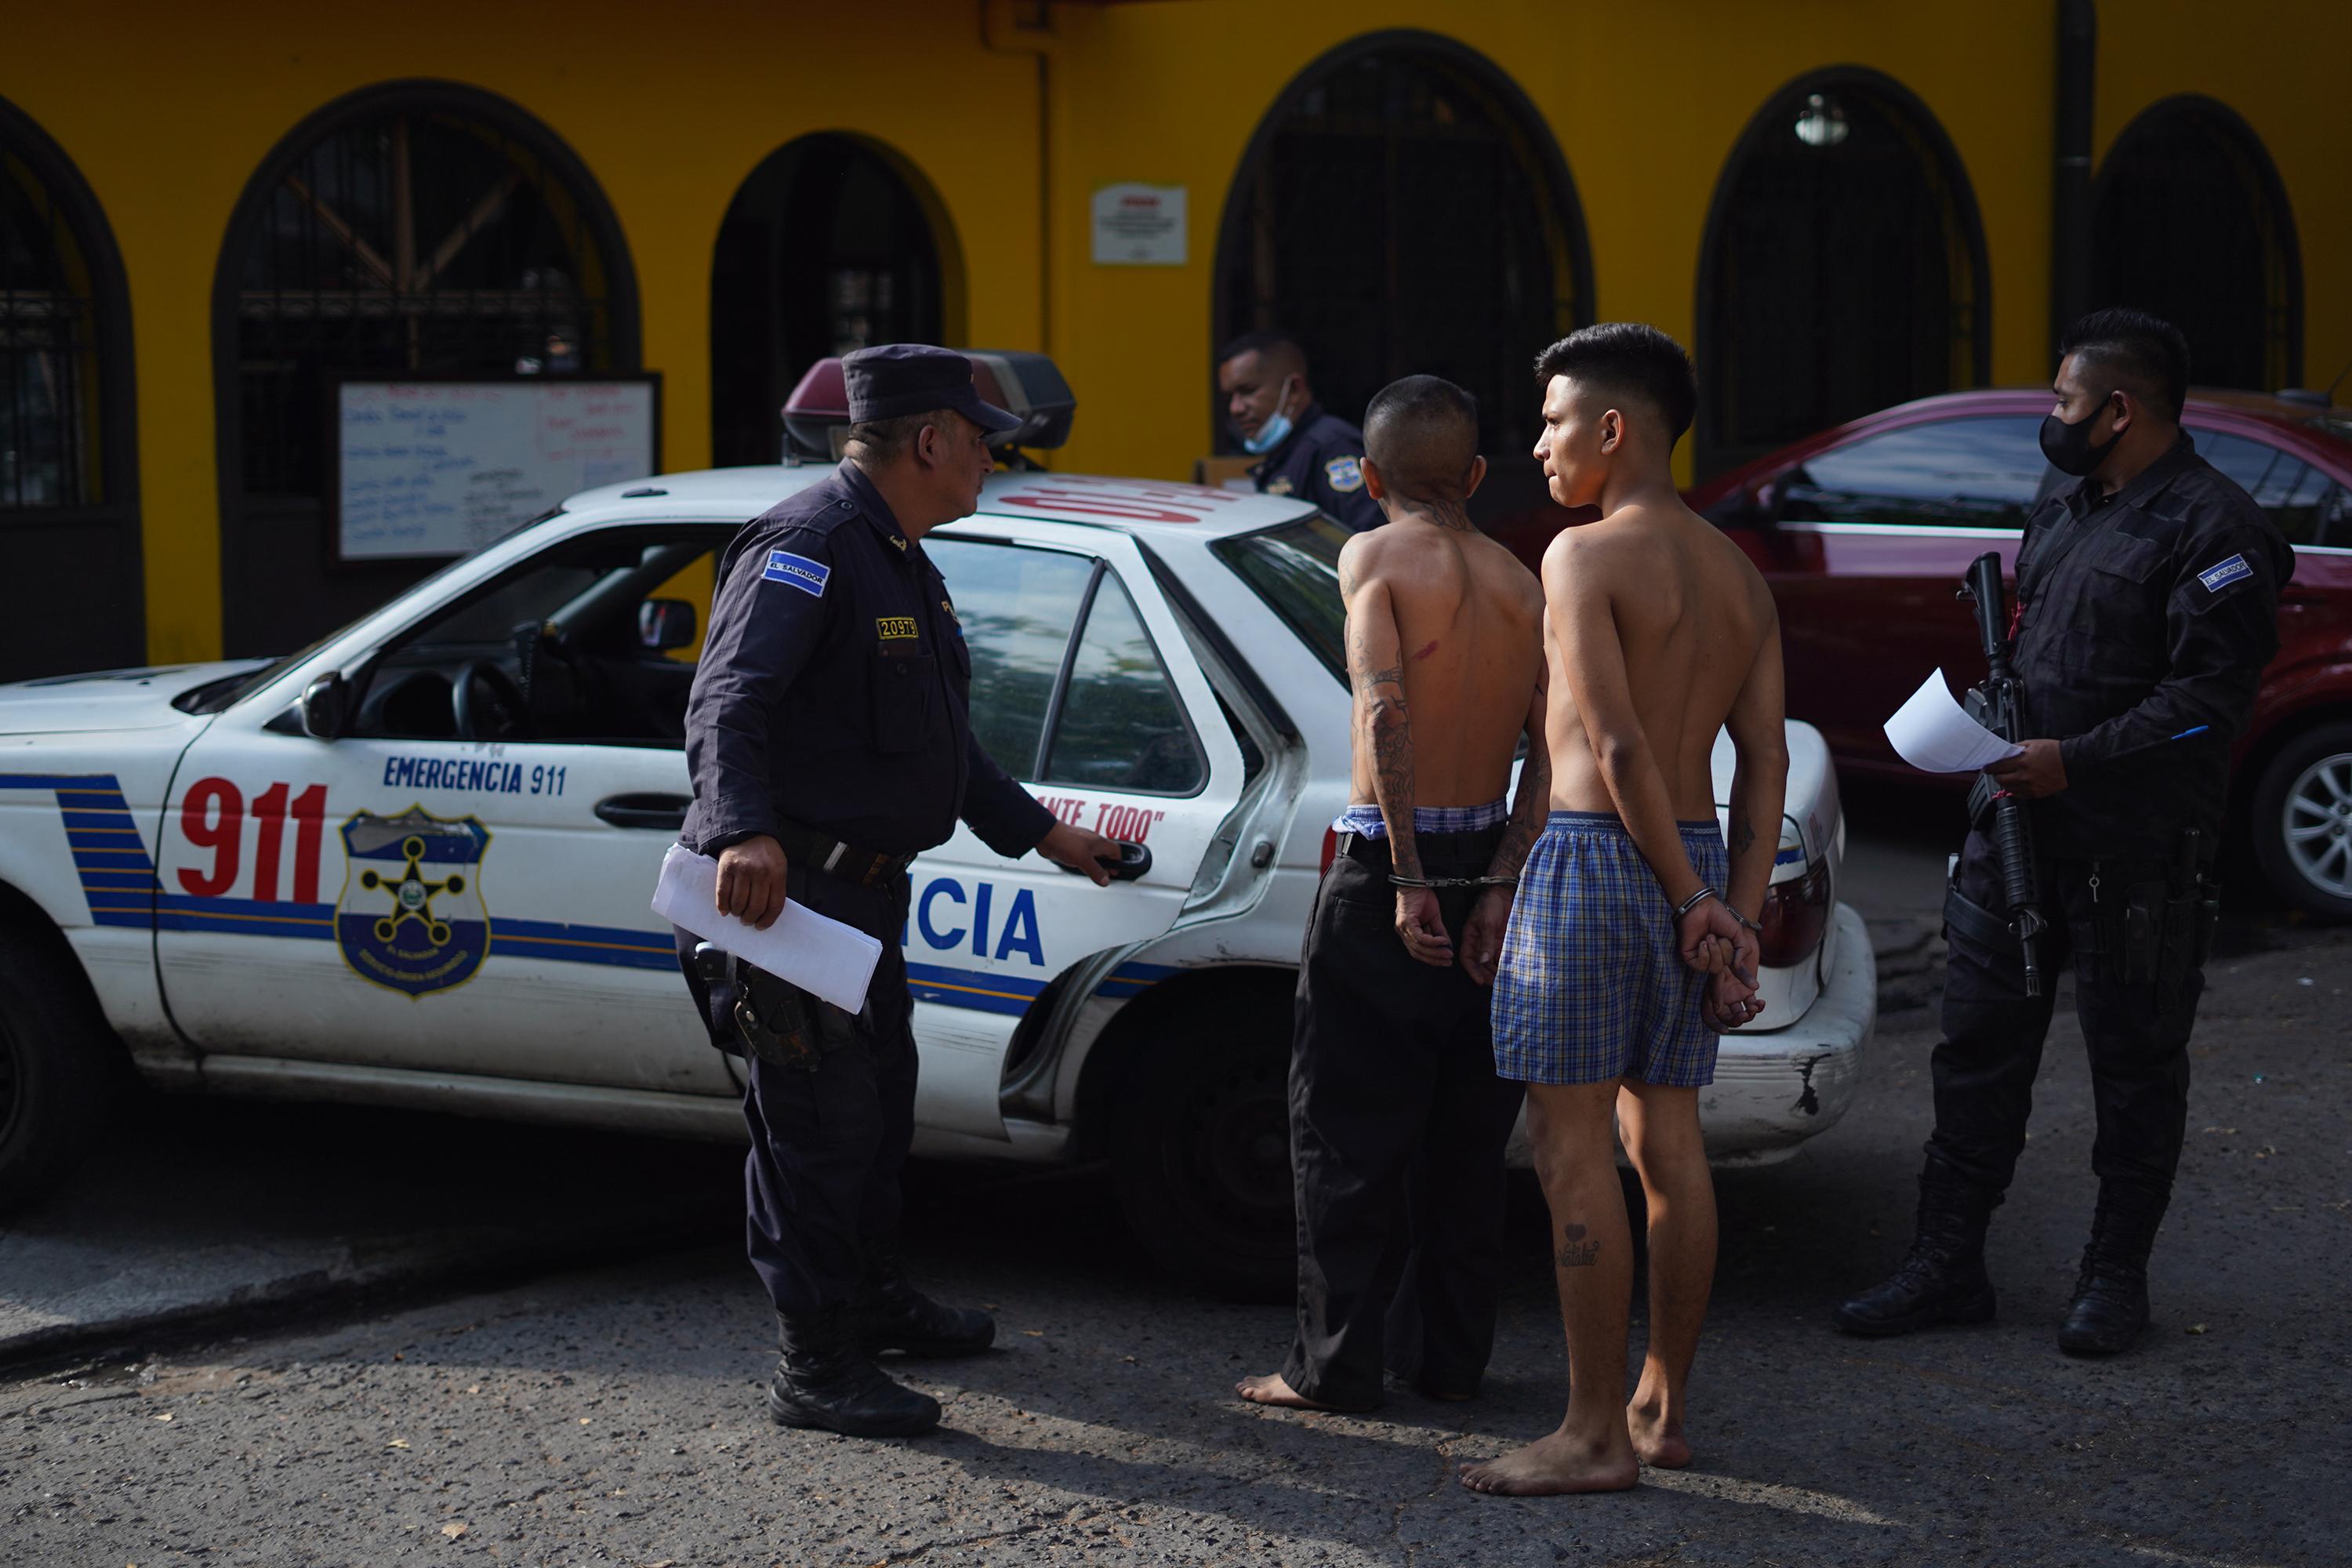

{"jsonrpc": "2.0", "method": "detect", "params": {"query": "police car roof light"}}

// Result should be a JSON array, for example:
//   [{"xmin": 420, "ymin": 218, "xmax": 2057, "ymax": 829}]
[{"xmin": 780, "ymin": 350, "xmax": 1075, "ymax": 458}]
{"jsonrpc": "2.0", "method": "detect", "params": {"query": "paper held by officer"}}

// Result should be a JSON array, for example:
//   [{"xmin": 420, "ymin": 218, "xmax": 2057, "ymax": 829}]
[
  {"xmin": 652, "ymin": 844, "xmax": 880, "ymax": 1013},
  {"xmin": 1883, "ymin": 668, "xmax": 2025, "ymax": 774}
]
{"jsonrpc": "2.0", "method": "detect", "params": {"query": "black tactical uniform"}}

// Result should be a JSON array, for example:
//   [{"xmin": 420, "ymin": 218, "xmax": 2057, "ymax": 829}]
[
  {"xmin": 677, "ymin": 346, "xmax": 1054, "ymax": 1436},
  {"xmin": 1250, "ymin": 401, "xmax": 1382, "ymax": 533},
  {"xmin": 1840, "ymin": 432, "xmax": 2290, "ymax": 1353}
]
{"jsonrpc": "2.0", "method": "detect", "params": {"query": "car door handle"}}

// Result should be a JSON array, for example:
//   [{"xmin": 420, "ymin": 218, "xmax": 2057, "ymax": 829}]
[
  {"xmin": 1057, "ymin": 840, "xmax": 1152, "ymax": 881},
  {"xmin": 594, "ymin": 793, "xmax": 691, "ymax": 830}
]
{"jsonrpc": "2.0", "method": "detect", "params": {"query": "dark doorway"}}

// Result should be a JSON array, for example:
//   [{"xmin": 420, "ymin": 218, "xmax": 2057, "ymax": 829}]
[
  {"xmin": 710, "ymin": 135, "xmax": 946, "ymax": 468},
  {"xmin": 2092, "ymin": 97, "xmax": 2300, "ymax": 392},
  {"xmin": 1213, "ymin": 31, "xmax": 1591, "ymax": 524},
  {"xmin": 212, "ymin": 82, "xmax": 638, "ymax": 659},
  {"xmin": 1, "ymin": 94, "xmax": 140, "ymax": 680},
  {"xmin": 1697, "ymin": 71, "xmax": 1990, "ymax": 477}
]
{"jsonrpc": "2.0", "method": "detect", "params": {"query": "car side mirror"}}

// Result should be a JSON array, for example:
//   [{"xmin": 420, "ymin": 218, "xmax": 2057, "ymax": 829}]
[
  {"xmin": 639, "ymin": 598, "xmax": 696, "ymax": 652},
  {"xmin": 299, "ymin": 671, "xmax": 347, "ymax": 740}
]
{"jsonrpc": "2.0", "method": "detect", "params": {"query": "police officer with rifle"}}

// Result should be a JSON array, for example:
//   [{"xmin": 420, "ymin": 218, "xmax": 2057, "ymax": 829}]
[
  {"xmin": 1837, "ymin": 310, "xmax": 2291, "ymax": 1356},
  {"xmin": 677, "ymin": 345, "xmax": 1121, "ymax": 1438}
]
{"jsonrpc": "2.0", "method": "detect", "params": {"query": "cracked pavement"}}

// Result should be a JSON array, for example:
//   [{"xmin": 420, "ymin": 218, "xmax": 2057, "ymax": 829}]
[{"xmin": 2, "ymin": 916, "xmax": 2345, "ymax": 1563}]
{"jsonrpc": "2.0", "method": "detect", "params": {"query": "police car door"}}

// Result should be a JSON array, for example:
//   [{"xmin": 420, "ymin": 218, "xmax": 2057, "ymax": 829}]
[
  {"xmin": 153, "ymin": 522, "xmax": 737, "ymax": 1096},
  {"xmin": 908, "ymin": 528, "xmax": 1245, "ymax": 1138}
]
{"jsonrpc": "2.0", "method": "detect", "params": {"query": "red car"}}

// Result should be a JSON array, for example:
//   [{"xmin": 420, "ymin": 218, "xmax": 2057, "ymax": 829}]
[{"xmin": 1677, "ymin": 388, "xmax": 2352, "ymax": 919}]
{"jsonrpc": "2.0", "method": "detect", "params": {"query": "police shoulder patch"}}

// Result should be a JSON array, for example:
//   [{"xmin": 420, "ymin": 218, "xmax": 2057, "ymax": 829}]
[
  {"xmin": 761, "ymin": 548, "xmax": 830, "ymax": 597},
  {"xmin": 1324, "ymin": 456, "xmax": 1365, "ymax": 493},
  {"xmin": 2197, "ymin": 554, "xmax": 2252, "ymax": 593}
]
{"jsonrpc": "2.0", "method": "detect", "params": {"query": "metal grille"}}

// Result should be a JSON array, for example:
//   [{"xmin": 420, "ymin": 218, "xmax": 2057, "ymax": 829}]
[
  {"xmin": 1703, "ymin": 86, "xmax": 1981, "ymax": 475},
  {"xmin": 1221, "ymin": 49, "xmax": 1580, "ymax": 463},
  {"xmin": 0, "ymin": 146, "xmax": 100, "ymax": 509},
  {"xmin": 234, "ymin": 108, "xmax": 615, "ymax": 498}
]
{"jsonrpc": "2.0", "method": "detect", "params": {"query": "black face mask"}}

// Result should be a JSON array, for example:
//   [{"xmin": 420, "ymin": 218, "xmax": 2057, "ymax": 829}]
[{"xmin": 2039, "ymin": 395, "xmax": 2122, "ymax": 477}]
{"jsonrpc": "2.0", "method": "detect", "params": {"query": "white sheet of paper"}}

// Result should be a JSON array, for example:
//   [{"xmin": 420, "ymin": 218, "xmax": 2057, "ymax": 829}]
[
  {"xmin": 651, "ymin": 843, "xmax": 883, "ymax": 1014},
  {"xmin": 1882, "ymin": 668, "xmax": 2025, "ymax": 774}
]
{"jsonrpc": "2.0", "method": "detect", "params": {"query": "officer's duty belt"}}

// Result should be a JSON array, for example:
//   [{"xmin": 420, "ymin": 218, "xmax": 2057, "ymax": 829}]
[{"xmin": 772, "ymin": 820, "xmax": 916, "ymax": 888}]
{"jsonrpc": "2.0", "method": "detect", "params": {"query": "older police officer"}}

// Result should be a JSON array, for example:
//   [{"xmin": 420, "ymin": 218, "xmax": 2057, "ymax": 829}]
[
  {"xmin": 1217, "ymin": 330, "xmax": 1383, "ymax": 533},
  {"xmin": 1838, "ymin": 310, "xmax": 2292, "ymax": 1356},
  {"xmin": 677, "ymin": 344, "xmax": 1119, "ymax": 1438}
]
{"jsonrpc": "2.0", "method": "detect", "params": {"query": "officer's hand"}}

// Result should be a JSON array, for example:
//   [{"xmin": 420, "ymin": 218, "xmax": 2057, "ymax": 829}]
[
  {"xmin": 1038, "ymin": 822, "xmax": 1119, "ymax": 887},
  {"xmin": 716, "ymin": 834, "xmax": 789, "ymax": 931},
  {"xmin": 1985, "ymin": 738, "xmax": 2068, "ymax": 798}
]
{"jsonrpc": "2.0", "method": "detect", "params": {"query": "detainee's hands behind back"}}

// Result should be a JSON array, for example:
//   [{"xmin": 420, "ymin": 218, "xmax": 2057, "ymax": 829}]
[
  {"xmin": 1678, "ymin": 898, "xmax": 1762, "ymax": 1027},
  {"xmin": 1396, "ymin": 885, "xmax": 1455, "ymax": 968},
  {"xmin": 716, "ymin": 833, "xmax": 790, "ymax": 931},
  {"xmin": 1459, "ymin": 886, "xmax": 1512, "ymax": 986}
]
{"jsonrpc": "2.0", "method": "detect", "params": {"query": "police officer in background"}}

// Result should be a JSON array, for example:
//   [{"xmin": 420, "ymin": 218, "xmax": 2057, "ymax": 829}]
[
  {"xmin": 1216, "ymin": 330, "xmax": 1383, "ymax": 532},
  {"xmin": 1838, "ymin": 309, "xmax": 2292, "ymax": 1356},
  {"xmin": 677, "ymin": 344, "xmax": 1121, "ymax": 1438}
]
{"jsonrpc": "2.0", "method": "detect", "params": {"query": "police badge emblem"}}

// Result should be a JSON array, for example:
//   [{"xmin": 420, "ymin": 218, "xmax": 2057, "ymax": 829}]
[{"xmin": 336, "ymin": 808, "xmax": 492, "ymax": 996}]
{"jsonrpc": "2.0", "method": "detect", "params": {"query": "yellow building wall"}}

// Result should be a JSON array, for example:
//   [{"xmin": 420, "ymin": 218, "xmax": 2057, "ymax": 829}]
[{"xmin": 5, "ymin": 0, "xmax": 2349, "ymax": 664}]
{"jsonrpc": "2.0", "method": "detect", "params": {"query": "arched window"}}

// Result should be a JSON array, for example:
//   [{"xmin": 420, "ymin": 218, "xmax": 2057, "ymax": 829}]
[
  {"xmin": 2092, "ymin": 97, "xmax": 2300, "ymax": 392},
  {"xmin": 1697, "ymin": 70, "xmax": 1991, "ymax": 477},
  {"xmin": 1214, "ymin": 32, "xmax": 1592, "ymax": 518},
  {"xmin": 212, "ymin": 82, "xmax": 639, "ymax": 656},
  {"xmin": 0, "ymin": 94, "xmax": 139, "ymax": 679},
  {"xmin": 710, "ymin": 133, "xmax": 954, "ymax": 468}
]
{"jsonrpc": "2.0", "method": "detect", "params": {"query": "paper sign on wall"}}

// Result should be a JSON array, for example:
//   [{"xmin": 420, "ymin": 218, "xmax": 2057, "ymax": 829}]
[{"xmin": 1092, "ymin": 183, "xmax": 1188, "ymax": 266}]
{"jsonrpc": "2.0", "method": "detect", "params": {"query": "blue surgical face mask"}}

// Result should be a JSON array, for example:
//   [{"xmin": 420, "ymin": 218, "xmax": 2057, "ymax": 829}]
[{"xmin": 1240, "ymin": 377, "xmax": 1300, "ymax": 455}]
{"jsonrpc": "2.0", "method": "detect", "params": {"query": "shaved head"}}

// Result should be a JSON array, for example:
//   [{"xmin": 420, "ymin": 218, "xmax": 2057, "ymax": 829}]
[{"xmin": 1363, "ymin": 376, "xmax": 1481, "ymax": 504}]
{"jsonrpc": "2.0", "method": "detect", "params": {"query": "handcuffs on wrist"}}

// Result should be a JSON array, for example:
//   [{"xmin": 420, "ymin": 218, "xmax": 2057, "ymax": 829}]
[{"xmin": 1675, "ymin": 884, "xmax": 1763, "ymax": 934}]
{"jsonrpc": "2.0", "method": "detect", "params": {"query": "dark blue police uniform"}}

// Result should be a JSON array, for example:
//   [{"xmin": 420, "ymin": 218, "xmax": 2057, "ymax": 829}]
[{"xmin": 1250, "ymin": 401, "xmax": 1382, "ymax": 533}]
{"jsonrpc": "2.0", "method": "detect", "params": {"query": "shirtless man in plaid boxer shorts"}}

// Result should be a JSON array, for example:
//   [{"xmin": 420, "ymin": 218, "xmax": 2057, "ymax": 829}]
[{"xmin": 1460, "ymin": 325, "xmax": 1788, "ymax": 1497}]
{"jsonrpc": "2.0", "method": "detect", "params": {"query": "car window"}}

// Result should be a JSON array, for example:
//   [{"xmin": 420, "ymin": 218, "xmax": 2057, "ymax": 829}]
[
  {"xmin": 1042, "ymin": 575, "xmax": 1205, "ymax": 795},
  {"xmin": 927, "ymin": 539, "xmax": 1094, "ymax": 779},
  {"xmin": 1212, "ymin": 514, "xmax": 1350, "ymax": 688},
  {"xmin": 2190, "ymin": 430, "xmax": 2345, "ymax": 547},
  {"xmin": 349, "ymin": 527, "xmax": 728, "ymax": 746},
  {"xmin": 1782, "ymin": 417, "xmax": 2050, "ymax": 529}
]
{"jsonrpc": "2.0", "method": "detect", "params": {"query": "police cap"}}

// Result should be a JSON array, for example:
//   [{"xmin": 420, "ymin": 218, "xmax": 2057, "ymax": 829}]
[{"xmin": 844, "ymin": 343, "xmax": 1021, "ymax": 433}]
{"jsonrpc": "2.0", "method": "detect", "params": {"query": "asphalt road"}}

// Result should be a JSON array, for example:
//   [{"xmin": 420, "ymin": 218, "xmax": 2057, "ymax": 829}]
[{"xmin": 4, "ymin": 797, "xmax": 2348, "ymax": 1566}]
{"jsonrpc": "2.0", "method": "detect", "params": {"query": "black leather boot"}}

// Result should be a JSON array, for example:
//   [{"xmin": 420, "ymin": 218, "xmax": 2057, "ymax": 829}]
[
  {"xmin": 767, "ymin": 1304, "xmax": 942, "ymax": 1438},
  {"xmin": 855, "ymin": 1243, "xmax": 995, "ymax": 1358},
  {"xmin": 1834, "ymin": 1171, "xmax": 1999, "ymax": 1337},
  {"xmin": 2058, "ymin": 1184, "xmax": 2165, "ymax": 1356}
]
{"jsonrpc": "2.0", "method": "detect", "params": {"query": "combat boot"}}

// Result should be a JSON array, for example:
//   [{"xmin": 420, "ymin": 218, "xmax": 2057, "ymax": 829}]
[
  {"xmin": 855, "ymin": 1241, "xmax": 995, "ymax": 1358},
  {"xmin": 767, "ymin": 1303, "xmax": 942, "ymax": 1438},
  {"xmin": 2059, "ymin": 1184, "xmax": 2165, "ymax": 1356},
  {"xmin": 1834, "ymin": 1171, "xmax": 1999, "ymax": 1337}
]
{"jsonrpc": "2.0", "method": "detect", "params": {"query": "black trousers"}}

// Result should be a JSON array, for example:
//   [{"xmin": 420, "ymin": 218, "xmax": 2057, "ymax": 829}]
[
  {"xmin": 1283, "ymin": 826, "xmax": 1526, "ymax": 1409},
  {"xmin": 675, "ymin": 869, "xmax": 916, "ymax": 1316},
  {"xmin": 1926, "ymin": 828, "xmax": 2205, "ymax": 1210}
]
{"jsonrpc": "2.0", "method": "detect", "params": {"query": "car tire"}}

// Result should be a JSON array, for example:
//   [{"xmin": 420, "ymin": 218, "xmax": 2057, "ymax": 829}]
[
  {"xmin": 0, "ymin": 925, "xmax": 121, "ymax": 1215},
  {"xmin": 2249, "ymin": 719, "xmax": 2352, "ymax": 922},
  {"xmin": 1109, "ymin": 1003, "xmax": 1296, "ymax": 1303}
]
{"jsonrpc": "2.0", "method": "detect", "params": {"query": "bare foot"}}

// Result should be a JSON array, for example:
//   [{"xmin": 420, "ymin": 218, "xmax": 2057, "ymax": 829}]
[
  {"xmin": 1236, "ymin": 1372, "xmax": 1330, "ymax": 1410},
  {"xmin": 1458, "ymin": 1428, "xmax": 1640, "ymax": 1496},
  {"xmin": 1626, "ymin": 1399, "xmax": 1691, "ymax": 1469}
]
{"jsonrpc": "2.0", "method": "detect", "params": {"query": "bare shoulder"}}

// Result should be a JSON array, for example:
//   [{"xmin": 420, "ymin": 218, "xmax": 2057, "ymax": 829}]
[
  {"xmin": 1540, "ymin": 512, "xmax": 1649, "ymax": 594},
  {"xmin": 1336, "ymin": 528, "xmax": 1394, "ymax": 594}
]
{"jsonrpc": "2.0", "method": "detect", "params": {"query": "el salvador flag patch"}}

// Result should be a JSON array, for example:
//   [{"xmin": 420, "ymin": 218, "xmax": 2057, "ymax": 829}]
[
  {"xmin": 2197, "ymin": 554, "xmax": 2252, "ymax": 594},
  {"xmin": 1324, "ymin": 456, "xmax": 1365, "ymax": 493},
  {"xmin": 761, "ymin": 549, "xmax": 830, "ymax": 597}
]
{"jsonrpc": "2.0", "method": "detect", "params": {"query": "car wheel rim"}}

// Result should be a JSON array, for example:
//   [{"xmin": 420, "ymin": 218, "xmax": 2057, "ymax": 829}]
[
  {"xmin": 1168, "ymin": 1055, "xmax": 1292, "ymax": 1254},
  {"xmin": 2282, "ymin": 750, "xmax": 2352, "ymax": 899}
]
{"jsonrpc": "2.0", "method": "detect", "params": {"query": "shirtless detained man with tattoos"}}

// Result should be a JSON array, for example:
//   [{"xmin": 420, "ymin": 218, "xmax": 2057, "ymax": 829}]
[
  {"xmin": 1237, "ymin": 376, "xmax": 1548, "ymax": 1412},
  {"xmin": 1460, "ymin": 325, "xmax": 1787, "ymax": 1497}
]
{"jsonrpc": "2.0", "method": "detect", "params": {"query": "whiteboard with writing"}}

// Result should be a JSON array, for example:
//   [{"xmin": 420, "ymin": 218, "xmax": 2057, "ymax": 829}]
[{"xmin": 335, "ymin": 378, "xmax": 660, "ymax": 561}]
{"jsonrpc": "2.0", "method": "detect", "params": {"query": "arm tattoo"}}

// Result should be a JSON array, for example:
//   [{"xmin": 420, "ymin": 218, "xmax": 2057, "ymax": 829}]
[
  {"xmin": 1486, "ymin": 728, "xmax": 1552, "ymax": 881},
  {"xmin": 1363, "ymin": 675, "xmax": 1419, "ymax": 879},
  {"xmin": 1732, "ymin": 816, "xmax": 1756, "ymax": 856},
  {"xmin": 1555, "ymin": 1222, "xmax": 1600, "ymax": 1269}
]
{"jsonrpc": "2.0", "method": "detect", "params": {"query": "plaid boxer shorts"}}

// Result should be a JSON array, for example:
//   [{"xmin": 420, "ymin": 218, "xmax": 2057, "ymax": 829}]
[{"xmin": 1490, "ymin": 810, "xmax": 1732, "ymax": 1087}]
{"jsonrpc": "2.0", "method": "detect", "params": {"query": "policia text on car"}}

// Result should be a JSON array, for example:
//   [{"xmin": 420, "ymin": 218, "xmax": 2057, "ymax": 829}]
[
  {"xmin": 1838, "ymin": 310, "xmax": 2292, "ymax": 1356},
  {"xmin": 672, "ymin": 345, "xmax": 1122, "ymax": 1439}
]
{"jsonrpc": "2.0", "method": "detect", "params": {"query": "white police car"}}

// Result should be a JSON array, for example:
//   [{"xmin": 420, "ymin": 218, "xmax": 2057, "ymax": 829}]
[{"xmin": 0, "ymin": 437, "xmax": 1874, "ymax": 1298}]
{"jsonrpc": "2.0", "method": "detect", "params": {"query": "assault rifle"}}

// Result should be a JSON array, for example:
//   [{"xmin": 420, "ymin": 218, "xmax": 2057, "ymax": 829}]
[{"xmin": 1958, "ymin": 552, "xmax": 2047, "ymax": 996}]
